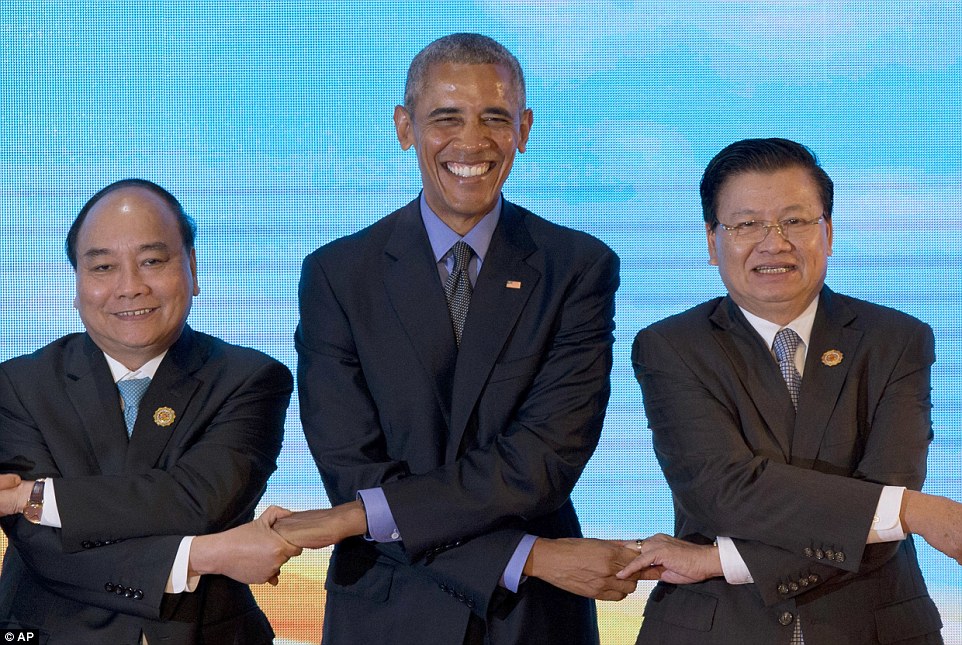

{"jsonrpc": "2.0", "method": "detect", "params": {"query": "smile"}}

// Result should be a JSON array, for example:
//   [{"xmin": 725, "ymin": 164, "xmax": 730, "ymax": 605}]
[
  {"xmin": 114, "ymin": 308, "xmax": 156, "ymax": 318},
  {"xmin": 445, "ymin": 162, "xmax": 493, "ymax": 178},
  {"xmin": 754, "ymin": 266, "xmax": 795, "ymax": 274}
]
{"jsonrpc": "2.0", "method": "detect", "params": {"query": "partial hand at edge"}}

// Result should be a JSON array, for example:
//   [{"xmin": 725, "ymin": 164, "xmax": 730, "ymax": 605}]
[
  {"xmin": 522, "ymin": 537, "xmax": 641, "ymax": 601},
  {"xmin": 902, "ymin": 490, "xmax": 962, "ymax": 565},
  {"xmin": 189, "ymin": 505, "xmax": 303, "ymax": 586},
  {"xmin": 272, "ymin": 500, "xmax": 368, "ymax": 549},
  {"xmin": 616, "ymin": 533, "xmax": 723, "ymax": 585},
  {"xmin": 0, "ymin": 474, "xmax": 26, "ymax": 517}
]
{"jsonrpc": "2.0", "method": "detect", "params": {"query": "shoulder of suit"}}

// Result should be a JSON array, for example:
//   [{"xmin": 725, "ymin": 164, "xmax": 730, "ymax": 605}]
[
  {"xmin": 190, "ymin": 329, "xmax": 289, "ymax": 371},
  {"xmin": 826, "ymin": 290, "xmax": 931, "ymax": 332},
  {"xmin": 642, "ymin": 298, "xmax": 725, "ymax": 336},
  {"xmin": 504, "ymin": 200, "xmax": 615, "ymax": 258},
  {"xmin": 304, "ymin": 199, "xmax": 414, "ymax": 265},
  {"xmin": 0, "ymin": 332, "xmax": 86, "ymax": 374}
]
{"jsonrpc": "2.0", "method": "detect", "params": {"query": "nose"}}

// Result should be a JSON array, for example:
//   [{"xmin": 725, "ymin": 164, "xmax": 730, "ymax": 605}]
[
  {"xmin": 456, "ymin": 119, "xmax": 492, "ymax": 150},
  {"xmin": 755, "ymin": 223, "xmax": 793, "ymax": 251},
  {"xmin": 115, "ymin": 264, "xmax": 149, "ymax": 298}
]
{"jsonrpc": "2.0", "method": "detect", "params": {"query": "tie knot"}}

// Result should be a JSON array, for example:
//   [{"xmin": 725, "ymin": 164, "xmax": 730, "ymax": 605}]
[
  {"xmin": 773, "ymin": 328, "xmax": 801, "ymax": 363},
  {"xmin": 450, "ymin": 241, "xmax": 473, "ymax": 273},
  {"xmin": 118, "ymin": 377, "xmax": 152, "ymax": 409}
]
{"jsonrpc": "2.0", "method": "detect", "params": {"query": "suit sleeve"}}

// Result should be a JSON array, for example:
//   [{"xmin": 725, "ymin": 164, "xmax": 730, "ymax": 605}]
[
  {"xmin": 632, "ymin": 319, "xmax": 934, "ymax": 605},
  {"xmin": 296, "ymin": 246, "xmax": 616, "ymax": 560},
  {"xmin": 0, "ymin": 359, "xmax": 292, "ymax": 553}
]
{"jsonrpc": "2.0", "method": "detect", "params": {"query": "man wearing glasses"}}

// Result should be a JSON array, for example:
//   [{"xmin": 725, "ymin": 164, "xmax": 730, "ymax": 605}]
[{"xmin": 623, "ymin": 138, "xmax": 960, "ymax": 643}]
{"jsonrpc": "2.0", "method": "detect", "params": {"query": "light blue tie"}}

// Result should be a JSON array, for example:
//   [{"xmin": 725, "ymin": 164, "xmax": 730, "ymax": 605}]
[
  {"xmin": 773, "ymin": 328, "xmax": 802, "ymax": 410},
  {"xmin": 117, "ymin": 377, "xmax": 151, "ymax": 436}
]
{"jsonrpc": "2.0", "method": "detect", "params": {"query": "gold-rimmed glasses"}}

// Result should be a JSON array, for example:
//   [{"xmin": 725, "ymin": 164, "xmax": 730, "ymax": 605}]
[{"xmin": 716, "ymin": 215, "xmax": 825, "ymax": 244}]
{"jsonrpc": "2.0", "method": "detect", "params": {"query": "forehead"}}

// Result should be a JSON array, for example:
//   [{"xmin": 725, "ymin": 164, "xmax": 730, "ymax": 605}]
[
  {"xmin": 716, "ymin": 166, "xmax": 821, "ymax": 214},
  {"xmin": 78, "ymin": 188, "xmax": 182, "ymax": 248},
  {"xmin": 415, "ymin": 62, "xmax": 520, "ymax": 111}
]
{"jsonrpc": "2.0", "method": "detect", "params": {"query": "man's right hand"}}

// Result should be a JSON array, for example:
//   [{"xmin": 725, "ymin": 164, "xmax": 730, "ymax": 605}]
[
  {"xmin": 901, "ymin": 490, "xmax": 962, "ymax": 565},
  {"xmin": 189, "ymin": 505, "xmax": 303, "ymax": 585},
  {"xmin": 0, "ymin": 474, "xmax": 25, "ymax": 517},
  {"xmin": 522, "ymin": 537, "xmax": 643, "ymax": 600}
]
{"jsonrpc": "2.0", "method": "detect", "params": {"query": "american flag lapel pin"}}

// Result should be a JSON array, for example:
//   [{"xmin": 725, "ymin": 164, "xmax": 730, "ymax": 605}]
[{"xmin": 505, "ymin": 280, "xmax": 522, "ymax": 289}]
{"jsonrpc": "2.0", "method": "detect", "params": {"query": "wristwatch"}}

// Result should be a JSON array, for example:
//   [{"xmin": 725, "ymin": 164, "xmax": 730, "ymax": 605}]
[{"xmin": 22, "ymin": 478, "xmax": 46, "ymax": 524}]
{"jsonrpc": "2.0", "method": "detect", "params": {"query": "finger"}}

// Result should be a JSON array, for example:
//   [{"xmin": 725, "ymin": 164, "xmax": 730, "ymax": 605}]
[
  {"xmin": 616, "ymin": 555, "xmax": 652, "ymax": 579},
  {"xmin": 0, "ymin": 473, "xmax": 21, "ymax": 488},
  {"xmin": 267, "ymin": 575, "xmax": 279, "ymax": 586},
  {"xmin": 259, "ymin": 505, "xmax": 293, "ymax": 525}
]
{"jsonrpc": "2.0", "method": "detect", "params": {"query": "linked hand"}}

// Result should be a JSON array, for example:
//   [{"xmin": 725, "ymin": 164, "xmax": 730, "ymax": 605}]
[
  {"xmin": 523, "ymin": 537, "xmax": 641, "ymax": 601},
  {"xmin": 189, "ymin": 505, "xmax": 303, "ymax": 586},
  {"xmin": 273, "ymin": 500, "xmax": 368, "ymax": 549},
  {"xmin": 902, "ymin": 491, "xmax": 962, "ymax": 565},
  {"xmin": 616, "ymin": 533, "xmax": 722, "ymax": 584},
  {"xmin": 0, "ymin": 474, "xmax": 25, "ymax": 517}
]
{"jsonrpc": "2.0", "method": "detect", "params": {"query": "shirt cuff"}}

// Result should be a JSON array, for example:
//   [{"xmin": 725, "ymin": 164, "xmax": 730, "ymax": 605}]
[
  {"xmin": 867, "ymin": 486, "xmax": 906, "ymax": 543},
  {"xmin": 501, "ymin": 533, "xmax": 537, "ymax": 593},
  {"xmin": 38, "ymin": 478, "xmax": 62, "ymax": 528},
  {"xmin": 166, "ymin": 536, "xmax": 200, "ymax": 593},
  {"xmin": 717, "ymin": 536, "xmax": 754, "ymax": 584},
  {"xmin": 357, "ymin": 488, "xmax": 401, "ymax": 542}
]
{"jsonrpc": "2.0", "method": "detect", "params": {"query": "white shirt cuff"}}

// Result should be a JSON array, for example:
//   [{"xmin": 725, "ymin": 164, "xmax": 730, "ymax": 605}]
[
  {"xmin": 867, "ymin": 486, "xmax": 906, "ymax": 543},
  {"xmin": 38, "ymin": 478, "xmax": 61, "ymax": 527},
  {"xmin": 166, "ymin": 536, "xmax": 200, "ymax": 593},
  {"xmin": 716, "ymin": 536, "xmax": 753, "ymax": 584}
]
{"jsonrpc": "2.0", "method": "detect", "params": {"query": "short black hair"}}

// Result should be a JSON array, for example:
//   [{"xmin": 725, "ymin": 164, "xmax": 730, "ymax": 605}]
[
  {"xmin": 65, "ymin": 179, "xmax": 196, "ymax": 269},
  {"xmin": 404, "ymin": 33, "xmax": 526, "ymax": 112},
  {"xmin": 700, "ymin": 138, "xmax": 834, "ymax": 227}
]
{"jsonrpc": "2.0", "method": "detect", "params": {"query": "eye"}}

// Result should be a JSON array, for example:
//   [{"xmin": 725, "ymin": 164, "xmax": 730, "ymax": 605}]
[
  {"xmin": 733, "ymin": 220, "xmax": 760, "ymax": 231},
  {"xmin": 780, "ymin": 217, "xmax": 805, "ymax": 228}
]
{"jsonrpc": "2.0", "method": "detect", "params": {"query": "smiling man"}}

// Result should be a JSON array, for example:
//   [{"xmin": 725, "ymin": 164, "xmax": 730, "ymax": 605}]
[
  {"xmin": 625, "ymin": 139, "xmax": 962, "ymax": 644},
  {"xmin": 0, "ymin": 179, "xmax": 300, "ymax": 644},
  {"xmin": 278, "ymin": 33, "xmax": 630, "ymax": 644}
]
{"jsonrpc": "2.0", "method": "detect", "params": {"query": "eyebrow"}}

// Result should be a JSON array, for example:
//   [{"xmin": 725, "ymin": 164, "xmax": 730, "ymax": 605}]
[
  {"xmin": 426, "ymin": 106, "xmax": 514, "ymax": 119},
  {"xmin": 81, "ymin": 242, "xmax": 171, "ymax": 259},
  {"xmin": 728, "ymin": 204, "xmax": 810, "ymax": 219}
]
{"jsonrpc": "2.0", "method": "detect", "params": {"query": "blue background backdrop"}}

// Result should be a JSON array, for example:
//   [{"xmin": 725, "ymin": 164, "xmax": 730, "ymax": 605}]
[{"xmin": 2, "ymin": 2, "xmax": 959, "ymax": 642}]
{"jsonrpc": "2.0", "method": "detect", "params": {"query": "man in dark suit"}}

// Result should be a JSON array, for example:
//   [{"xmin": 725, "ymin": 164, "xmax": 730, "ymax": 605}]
[
  {"xmin": 0, "ymin": 179, "xmax": 301, "ymax": 644},
  {"xmin": 275, "ymin": 33, "xmax": 637, "ymax": 644},
  {"xmin": 622, "ymin": 138, "xmax": 962, "ymax": 643}
]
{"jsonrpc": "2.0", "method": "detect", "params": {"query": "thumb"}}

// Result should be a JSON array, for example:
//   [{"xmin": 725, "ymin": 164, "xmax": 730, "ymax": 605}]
[{"xmin": 258, "ymin": 505, "xmax": 293, "ymax": 526}]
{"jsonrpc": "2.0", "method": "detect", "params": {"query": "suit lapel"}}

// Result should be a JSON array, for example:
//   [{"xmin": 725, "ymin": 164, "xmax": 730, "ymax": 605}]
[
  {"xmin": 382, "ymin": 200, "xmax": 458, "ymax": 430},
  {"xmin": 791, "ymin": 288, "xmax": 861, "ymax": 460},
  {"xmin": 710, "ymin": 298, "xmax": 796, "ymax": 459},
  {"xmin": 446, "ymin": 202, "xmax": 540, "ymax": 461},
  {"xmin": 125, "ymin": 327, "xmax": 201, "ymax": 471},
  {"xmin": 64, "ymin": 335, "xmax": 129, "ymax": 475}
]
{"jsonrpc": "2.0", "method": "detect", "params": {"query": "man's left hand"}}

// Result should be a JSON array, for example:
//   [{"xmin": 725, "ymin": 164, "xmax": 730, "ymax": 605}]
[
  {"xmin": 0, "ymin": 474, "xmax": 26, "ymax": 517},
  {"xmin": 616, "ymin": 533, "xmax": 723, "ymax": 584}
]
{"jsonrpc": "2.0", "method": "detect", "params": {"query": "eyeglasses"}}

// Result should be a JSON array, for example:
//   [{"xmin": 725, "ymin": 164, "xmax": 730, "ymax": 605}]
[{"xmin": 716, "ymin": 215, "xmax": 825, "ymax": 244}]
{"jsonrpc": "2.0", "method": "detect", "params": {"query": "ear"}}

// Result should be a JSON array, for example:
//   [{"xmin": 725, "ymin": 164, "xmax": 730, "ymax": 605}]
[
  {"xmin": 517, "ymin": 108, "xmax": 533, "ymax": 153},
  {"xmin": 706, "ymin": 223, "xmax": 719, "ymax": 266},
  {"xmin": 825, "ymin": 217, "xmax": 833, "ymax": 257},
  {"xmin": 394, "ymin": 105, "xmax": 414, "ymax": 151},
  {"xmin": 189, "ymin": 248, "xmax": 200, "ymax": 296}
]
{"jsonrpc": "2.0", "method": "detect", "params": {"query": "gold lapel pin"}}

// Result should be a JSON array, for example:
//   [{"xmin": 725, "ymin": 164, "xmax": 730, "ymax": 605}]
[
  {"xmin": 153, "ymin": 407, "xmax": 176, "ymax": 427},
  {"xmin": 821, "ymin": 349, "xmax": 843, "ymax": 367},
  {"xmin": 505, "ymin": 280, "xmax": 522, "ymax": 289}
]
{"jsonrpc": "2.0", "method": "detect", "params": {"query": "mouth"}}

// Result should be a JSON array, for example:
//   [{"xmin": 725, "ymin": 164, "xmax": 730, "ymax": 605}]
[
  {"xmin": 753, "ymin": 265, "xmax": 796, "ymax": 275},
  {"xmin": 114, "ymin": 307, "xmax": 157, "ymax": 318},
  {"xmin": 444, "ymin": 161, "xmax": 495, "ymax": 178}
]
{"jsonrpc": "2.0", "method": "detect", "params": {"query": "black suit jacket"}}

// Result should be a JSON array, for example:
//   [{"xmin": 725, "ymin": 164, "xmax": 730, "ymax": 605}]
[
  {"xmin": 296, "ymin": 197, "xmax": 619, "ymax": 644},
  {"xmin": 631, "ymin": 287, "xmax": 943, "ymax": 644},
  {"xmin": 0, "ymin": 326, "xmax": 293, "ymax": 645}
]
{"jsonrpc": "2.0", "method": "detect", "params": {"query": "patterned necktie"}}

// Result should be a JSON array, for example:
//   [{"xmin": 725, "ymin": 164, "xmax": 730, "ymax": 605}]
[
  {"xmin": 117, "ymin": 377, "xmax": 151, "ymax": 436},
  {"xmin": 443, "ymin": 241, "xmax": 474, "ymax": 347},
  {"xmin": 772, "ymin": 328, "xmax": 802, "ymax": 410}
]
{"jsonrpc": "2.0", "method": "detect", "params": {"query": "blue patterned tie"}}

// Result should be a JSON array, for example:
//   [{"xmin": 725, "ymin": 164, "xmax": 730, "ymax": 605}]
[
  {"xmin": 773, "ymin": 328, "xmax": 802, "ymax": 411},
  {"xmin": 117, "ymin": 377, "xmax": 151, "ymax": 436},
  {"xmin": 443, "ymin": 241, "xmax": 474, "ymax": 347}
]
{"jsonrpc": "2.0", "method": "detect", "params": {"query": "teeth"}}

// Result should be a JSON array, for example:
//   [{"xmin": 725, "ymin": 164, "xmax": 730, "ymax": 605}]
[
  {"xmin": 117, "ymin": 308, "xmax": 153, "ymax": 317},
  {"xmin": 446, "ymin": 162, "xmax": 490, "ymax": 177},
  {"xmin": 755, "ymin": 267, "xmax": 793, "ymax": 274}
]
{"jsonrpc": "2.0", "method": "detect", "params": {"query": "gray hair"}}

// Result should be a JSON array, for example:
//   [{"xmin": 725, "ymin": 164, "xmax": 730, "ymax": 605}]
[{"xmin": 404, "ymin": 33, "xmax": 526, "ymax": 112}]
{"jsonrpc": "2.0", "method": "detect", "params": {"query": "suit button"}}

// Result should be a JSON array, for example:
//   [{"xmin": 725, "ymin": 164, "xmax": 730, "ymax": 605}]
[
  {"xmin": 439, "ymin": 583, "xmax": 448, "ymax": 592},
  {"xmin": 466, "ymin": 599, "xmax": 475, "ymax": 609},
  {"xmin": 835, "ymin": 551, "xmax": 845, "ymax": 563},
  {"xmin": 104, "ymin": 583, "xmax": 115, "ymax": 593},
  {"xmin": 808, "ymin": 574, "xmax": 819, "ymax": 584},
  {"xmin": 803, "ymin": 547, "xmax": 813, "ymax": 557},
  {"xmin": 777, "ymin": 584, "xmax": 789, "ymax": 595},
  {"xmin": 798, "ymin": 578, "xmax": 809, "ymax": 587},
  {"xmin": 124, "ymin": 587, "xmax": 135, "ymax": 598},
  {"xmin": 94, "ymin": 540, "xmax": 103, "ymax": 547},
  {"xmin": 815, "ymin": 549, "xmax": 825, "ymax": 559},
  {"xmin": 789, "ymin": 582, "xmax": 799, "ymax": 592},
  {"xmin": 82, "ymin": 541, "xmax": 93, "ymax": 549},
  {"xmin": 778, "ymin": 611, "xmax": 794, "ymax": 626},
  {"xmin": 825, "ymin": 549, "xmax": 835, "ymax": 560},
  {"xmin": 114, "ymin": 585, "xmax": 125, "ymax": 595},
  {"xmin": 133, "ymin": 589, "xmax": 144, "ymax": 600}
]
